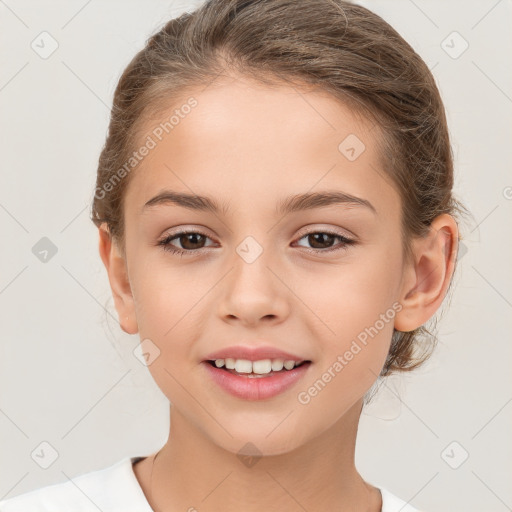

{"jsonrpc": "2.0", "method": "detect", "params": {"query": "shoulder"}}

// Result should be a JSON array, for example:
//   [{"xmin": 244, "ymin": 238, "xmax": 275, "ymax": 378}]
[
  {"xmin": 378, "ymin": 486, "xmax": 424, "ymax": 512},
  {"xmin": 0, "ymin": 456, "xmax": 152, "ymax": 512}
]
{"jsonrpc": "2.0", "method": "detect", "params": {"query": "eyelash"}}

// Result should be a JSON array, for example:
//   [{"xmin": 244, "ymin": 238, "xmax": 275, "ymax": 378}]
[{"xmin": 156, "ymin": 229, "xmax": 356, "ymax": 257}]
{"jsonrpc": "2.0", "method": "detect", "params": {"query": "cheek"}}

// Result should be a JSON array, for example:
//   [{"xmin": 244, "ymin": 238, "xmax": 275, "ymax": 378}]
[
  {"xmin": 293, "ymin": 242, "xmax": 403, "ymax": 386},
  {"xmin": 129, "ymin": 264, "xmax": 213, "ymax": 380},
  {"xmin": 295, "ymin": 257, "xmax": 401, "ymax": 418},
  {"xmin": 131, "ymin": 262, "xmax": 204, "ymax": 338},
  {"xmin": 130, "ymin": 272, "xmax": 204, "ymax": 401},
  {"xmin": 299, "ymin": 247, "xmax": 402, "ymax": 338}
]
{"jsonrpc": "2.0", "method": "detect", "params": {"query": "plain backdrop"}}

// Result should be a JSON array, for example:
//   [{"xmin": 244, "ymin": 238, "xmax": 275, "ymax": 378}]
[{"xmin": 0, "ymin": 1, "xmax": 511, "ymax": 511}]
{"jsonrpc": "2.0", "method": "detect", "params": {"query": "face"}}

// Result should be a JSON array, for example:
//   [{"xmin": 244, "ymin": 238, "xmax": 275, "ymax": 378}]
[{"xmin": 117, "ymin": 74, "xmax": 408, "ymax": 455}]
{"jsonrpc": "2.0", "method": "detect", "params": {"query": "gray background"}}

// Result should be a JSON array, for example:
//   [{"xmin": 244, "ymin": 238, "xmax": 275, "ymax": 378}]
[{"xmin": 1, "ymin": 1, "xmax": 511, "ymax": 511}]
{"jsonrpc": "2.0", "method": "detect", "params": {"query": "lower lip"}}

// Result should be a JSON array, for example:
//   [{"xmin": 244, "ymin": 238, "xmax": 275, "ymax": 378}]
[{"xmin": 202, "ymin": 361, "xmax": 312, "ymax": 400}]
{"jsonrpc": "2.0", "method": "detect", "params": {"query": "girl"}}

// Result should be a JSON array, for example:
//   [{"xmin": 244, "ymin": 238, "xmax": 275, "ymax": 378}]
[{"xmin": 0, "ymin": 0, "xmax": 466, "ymax": 510}]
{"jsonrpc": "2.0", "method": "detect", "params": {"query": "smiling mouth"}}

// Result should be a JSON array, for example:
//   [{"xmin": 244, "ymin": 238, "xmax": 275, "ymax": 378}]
[{"xmin": 206, "ymin": 359, "xmax": 311, "ymax": 378}]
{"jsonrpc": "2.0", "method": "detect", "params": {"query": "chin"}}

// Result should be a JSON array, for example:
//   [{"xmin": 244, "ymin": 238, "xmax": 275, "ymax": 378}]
[{"xmin": 206, "ymin": 421, "xmax": 312, "ymax": 459}]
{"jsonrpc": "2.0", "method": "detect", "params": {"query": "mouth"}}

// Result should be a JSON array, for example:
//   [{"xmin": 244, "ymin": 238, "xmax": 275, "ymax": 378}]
[
  {"xmin": 204, "ymin": 358, "xmax": 312, "ymax": 378},
  {"xmin": 202, "ymin": 357, "xmax": 312, "ymax": 400}
]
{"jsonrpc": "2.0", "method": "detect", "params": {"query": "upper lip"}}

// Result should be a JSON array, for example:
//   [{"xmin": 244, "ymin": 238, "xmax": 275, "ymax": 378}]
[{"xmin": 204, "ymin": 345, "xmax": 310, "ymax": 363}]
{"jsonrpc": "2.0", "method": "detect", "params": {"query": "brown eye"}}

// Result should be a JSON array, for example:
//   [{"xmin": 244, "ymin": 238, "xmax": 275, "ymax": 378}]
[
  {"xmin": 176, "ymin": 232, "xmax": 207, "ymax": 250},
  {"xmin": 305, "ymin": 232, "xmax": 337, "ymax": 249},
  {"xmin": 294, "ymin": 231, "xmax": 356, "ymax": 254},
  {"xmin": 157, "ymin": 230, "xmax": 214, "ymax": 255}
]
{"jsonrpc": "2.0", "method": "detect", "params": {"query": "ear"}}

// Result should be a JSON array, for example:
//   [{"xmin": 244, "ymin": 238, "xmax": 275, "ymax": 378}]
[
  {"xmin": 394, "ymin": 214, "xmax": 459, "ymax": 332},
  {"xmin": 98, "ymin": 224, "xmax": 138, "ymax": 334}
]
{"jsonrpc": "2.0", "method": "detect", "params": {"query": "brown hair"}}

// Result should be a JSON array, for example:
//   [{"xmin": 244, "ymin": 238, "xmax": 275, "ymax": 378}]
[{"xmin": 90, "ymin": 0, "xmax": 468, "ymax": 377}]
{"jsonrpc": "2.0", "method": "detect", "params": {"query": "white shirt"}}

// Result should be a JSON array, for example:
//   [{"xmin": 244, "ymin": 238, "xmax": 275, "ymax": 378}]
[{"xmin": 0, "ymin": 456, "xmax": 422, "ymax": 511}]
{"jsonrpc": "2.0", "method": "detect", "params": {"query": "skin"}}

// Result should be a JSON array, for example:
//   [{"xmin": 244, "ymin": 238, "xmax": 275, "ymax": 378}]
[{"xmin": 98, "ymin": 72, "xmax": 458, "ymax": 512}]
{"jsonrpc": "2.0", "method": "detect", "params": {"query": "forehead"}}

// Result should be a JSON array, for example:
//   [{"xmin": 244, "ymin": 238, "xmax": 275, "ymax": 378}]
[
  {"xmin": 143, "ymin": 74, "xmax": 376, "ymax": 152},
  {"xmin": 124, "ymin": 74, "xmax": 396, "ymax": 218}
]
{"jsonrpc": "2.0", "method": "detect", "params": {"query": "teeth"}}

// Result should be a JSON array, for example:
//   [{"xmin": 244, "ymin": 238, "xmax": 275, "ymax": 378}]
[
  {"xmin": 271, "ymin": 359, "xmax": 284, "ymax": 371},
  {"xmin": 212, "ymin": 358, "xmax": 303, "ymax": 375},
  {"xmin": 253, "ymin": 359, "xmax": 272, "ymax": 374},
  {"xmin": 283, "ymin": 360, "xmax": 296, "ymax": 370},
  {"xmin": 235, "ymin": 359, "xmax": 252, "ymax": 373}
]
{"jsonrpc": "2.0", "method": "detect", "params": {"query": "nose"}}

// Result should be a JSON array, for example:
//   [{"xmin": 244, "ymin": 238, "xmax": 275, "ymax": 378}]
[{"xmin": 216, "ymin": 247, "xmax": 290, "ymax": 327}]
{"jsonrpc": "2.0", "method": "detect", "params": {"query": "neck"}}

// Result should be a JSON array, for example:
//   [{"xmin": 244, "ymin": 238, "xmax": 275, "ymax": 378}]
[{"xmin": 142, "ymin": 399, "xmax": 381, "ymax": 512}]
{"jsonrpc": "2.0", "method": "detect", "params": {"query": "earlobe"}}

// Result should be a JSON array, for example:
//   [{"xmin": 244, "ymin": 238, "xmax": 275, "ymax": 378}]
[
  {"xmin": 98, "ymin": 225, "xmax": 139, "ymax": 335},
  {"xmin": 394, "ymin": 214, "xmax": 458, "ymax": 332}
]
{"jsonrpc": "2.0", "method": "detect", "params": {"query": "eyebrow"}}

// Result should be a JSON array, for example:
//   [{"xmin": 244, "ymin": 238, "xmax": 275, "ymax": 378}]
[
  {"xmin": 142, "ymin": 191, "xmax": 231, "ymax": 216},
  {"xmin": 276, "ymin": 190, "xmax": 376, "ymax": 216},
  {"xmin": 142, "ymin": 189, "xmax": 377, "ymax": 216}
]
